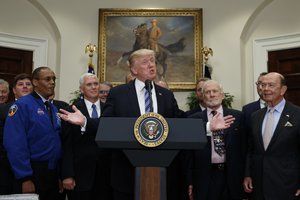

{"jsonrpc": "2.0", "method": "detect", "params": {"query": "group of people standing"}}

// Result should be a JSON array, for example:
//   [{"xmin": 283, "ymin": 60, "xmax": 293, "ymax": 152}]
[{"xmin": 0, "ymin": 48, "xmax": 300, "ymax": 200}]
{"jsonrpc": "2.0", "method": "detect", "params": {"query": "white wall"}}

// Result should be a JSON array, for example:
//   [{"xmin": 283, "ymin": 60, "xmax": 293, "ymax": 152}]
[
  {"xmin": 3, "ymin": 0, "xmax": 300, "ymax": 111},
  {"xmin": 242, "ymin": 0, "xmax": 300, "ymax": 105}
]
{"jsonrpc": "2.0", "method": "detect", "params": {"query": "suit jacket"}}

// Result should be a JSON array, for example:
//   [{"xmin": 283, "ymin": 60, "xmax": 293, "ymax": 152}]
[
  {"xmin": 245, "ymin": 101, "xmax": 300, "ymax": 200},
  {"xmin": 52, "ymin": 99, "xmax": 69, "ymax": 110},
  {"xmin": 100, "ymin": 80, "xmax": 185, "ymax": 198},
  {"xmin": 242, "ymin": 100, "xmax": 261, "ymax": 132},
  {"xmin": 242, "ymin": 100, "xmax": 262, "ymax": 160},
  {"xmin": 185, "ymin": 106, "xmax": 203, "ymax": 117},
  {"xmin": 61, "ymin": 100, "xmax": 105, "ymax": 191},
  {"xmin": 188, "ymin": 108, "xmax": 246, "ymax": 200}
]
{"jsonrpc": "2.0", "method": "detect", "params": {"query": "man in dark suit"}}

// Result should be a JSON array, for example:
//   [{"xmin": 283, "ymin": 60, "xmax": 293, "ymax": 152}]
[
  {"xmin": 0, "ymin": 73, "xmax": 33, "ymax": 194},
  {"xmin": 187, "ymin": 80, "xmax": 246, "ymax": 200},
  {"xmin": 61, "ymin": 73, "xmax": 112, "ymax": 200},
  {"xmin": 59, "ymin": 49, "xmax": 185, "ymax": 200},
  {"xmin": 242, "ymin": 72, "xmax": 267, "ymax": 133},
  {"xmin": 186, "ymin": 78, "xmax": 209, "ymax": 116},
  {"xmin": 243, "ymin": 72, "xmax": 300, "ymax": 200}
]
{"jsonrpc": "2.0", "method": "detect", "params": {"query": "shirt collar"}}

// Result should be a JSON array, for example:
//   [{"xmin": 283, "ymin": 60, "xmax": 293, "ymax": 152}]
[
  {"xmin": 268, "ymin": 98, "xmax": 285, "ymax": 114},
  {"xmin": 207, "ymin": 106, "xmax": 223, "ymax": 115},
  {"xmin": 135, "ymin": 78, "xmax": 153, "ymax": 92},
  {"xmin": 35, "ymin": 91, "xmax": 48, "ymax": 103},
  {"xmin": 84, "ymin": 99, "xmax": 100, "ymax": 109}
]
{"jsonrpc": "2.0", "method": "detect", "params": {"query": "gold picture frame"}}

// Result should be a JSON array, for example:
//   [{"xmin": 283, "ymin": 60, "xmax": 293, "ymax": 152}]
[{"xmin": 98, "ymin": 8, "xmax": 203, "ymax": 90}]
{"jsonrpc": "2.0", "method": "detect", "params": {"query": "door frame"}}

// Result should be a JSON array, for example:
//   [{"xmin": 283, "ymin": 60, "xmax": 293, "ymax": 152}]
[
  {"xmin": 253, "ymin": 33, "xmax": 300, "ymax": 100},
  {"xmin": 0, "ymin": 32, "xmax": 48, "ymax": 69}
]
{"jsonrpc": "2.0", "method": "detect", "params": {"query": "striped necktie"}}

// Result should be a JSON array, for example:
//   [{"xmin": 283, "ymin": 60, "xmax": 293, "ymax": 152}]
[{"xmin": 144, "ymin": 89, "xmax": 151, "ymax": 113}]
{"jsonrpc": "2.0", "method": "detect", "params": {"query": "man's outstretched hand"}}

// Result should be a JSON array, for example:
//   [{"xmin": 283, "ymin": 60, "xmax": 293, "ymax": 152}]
[{"xmin": 59, "ymin": 105, "xmax": 86, "ymax": 126}]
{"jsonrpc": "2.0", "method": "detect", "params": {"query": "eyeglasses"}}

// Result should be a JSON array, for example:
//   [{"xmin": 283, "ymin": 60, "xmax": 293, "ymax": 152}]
[
  {"xmin": 260, "ymin": 83, "xmax": 278, "ymax": 89},
  {"xmin": 99, "ymin": 90, "xmax": 110, "ymax": 94},
  {"xmin": 255, "ymin": 81, "xmax": 261, "ymax": 86}
]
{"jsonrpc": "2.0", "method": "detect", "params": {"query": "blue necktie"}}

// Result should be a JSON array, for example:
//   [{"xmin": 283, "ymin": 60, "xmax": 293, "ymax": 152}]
[
  {"xmin": 144, "ymin": 89, "xmax": 151, "ymax": 113},
  {"xmin": 91, "ymin": 104, "xmax": 98, "ymax": 118}
]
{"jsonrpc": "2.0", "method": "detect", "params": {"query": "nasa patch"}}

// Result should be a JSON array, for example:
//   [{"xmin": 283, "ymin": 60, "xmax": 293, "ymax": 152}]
[{"xmin": 8, "ymin": 104, "xmax": 18, "ymax": 117}]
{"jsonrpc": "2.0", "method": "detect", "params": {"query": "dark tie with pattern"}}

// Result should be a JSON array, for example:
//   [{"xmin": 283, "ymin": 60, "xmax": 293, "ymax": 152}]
[
  {"xmin": 144, "ymin": 89, "xmax": 151, "ymax": 113},
  {"xmin": 91, "ymin": 104, "xmax": 98, "ymax": 118},
  {"xmin": 44, "ymin": 101, "xmax": 53, "ymax": 126},
  {"xmin": 211, "ymin": 110, "xmax": 226, "ymax": 156}
]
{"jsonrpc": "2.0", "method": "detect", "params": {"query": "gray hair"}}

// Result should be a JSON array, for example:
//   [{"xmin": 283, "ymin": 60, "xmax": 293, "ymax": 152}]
[
  {"xmin": 79, "ymin": 73, "xmax": 98, "ymax": 86},
  {"xmin": 0, "ymin": 79, "xmax": 9, "ymax": 91},
  {"xmin": 202, "ymin": 80, "xmax": 224, "ymax": 94},
  {"xmin": 99, "ymin": 81, "xmax": 113, "ymax": 89}
]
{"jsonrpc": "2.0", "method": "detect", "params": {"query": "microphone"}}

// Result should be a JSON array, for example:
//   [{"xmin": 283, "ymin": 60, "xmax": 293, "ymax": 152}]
[
  {"xmin": 144, "ymin": 80, "xmax": 153, "ymax": 112},
  {"xmin": 145, "ymin": 79, "xmax": 153, "ymax": 91}
]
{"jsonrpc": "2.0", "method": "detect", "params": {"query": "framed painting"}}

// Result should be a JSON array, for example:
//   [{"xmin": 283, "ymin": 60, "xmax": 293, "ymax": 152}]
[{"xmin": 98, "ymin": 8, "xmax": 203, "ymax": 90}]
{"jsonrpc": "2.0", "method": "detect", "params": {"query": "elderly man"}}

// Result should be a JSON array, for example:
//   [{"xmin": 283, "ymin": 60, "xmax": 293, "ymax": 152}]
[
  {"xmin": 99, "ymin": 81, "xmax": 113, "ymax": 103},
  {"xmin": 0, "ymin": 79, "xmax": 9, "ymax": 104},
  {"xmin": 4, "ymin": 67, "xmax": 61, "ymax": 200},
  {"xmin": 186, "ymin": 78, "xmax": 210, "ymax": 116},
  {"xmin": 244, "ymin": 72, "xmax": 300, "ymax": 200},
  {"xmin": 187, "ymin": 80, "xmax": 246, "ymax": 200}
]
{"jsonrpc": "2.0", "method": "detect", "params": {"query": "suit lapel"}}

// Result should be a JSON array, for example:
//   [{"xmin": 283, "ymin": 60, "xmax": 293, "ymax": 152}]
[
  {"xmin": 267, "ymin": 102, "xmax": 291, "ymax": 150},
  {"xmin": 128, "ymin": 81, "xmax": 141, "ymax": 116},
  {"xmin": 155, "ymin": 85, "xmax": 164, "ymax": 114},
  {"xmin": 256, "ymin": 108, "xmax": 267, "ymax": 150},
  {"xmin": 223, "ymin": 108, "xmax": 232, "ymax": 149},
  {"xmin": 77, "ymin": 100, "xmax": 90, "ymax": 118}
]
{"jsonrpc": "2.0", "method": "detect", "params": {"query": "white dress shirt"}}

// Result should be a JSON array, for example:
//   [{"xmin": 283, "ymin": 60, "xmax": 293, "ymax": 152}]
[{"xmin": 135, "ymin": 78, "xmax": 158, "ymax": 114}]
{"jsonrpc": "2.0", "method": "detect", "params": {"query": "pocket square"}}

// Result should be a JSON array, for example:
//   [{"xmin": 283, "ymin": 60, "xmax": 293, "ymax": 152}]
[{"xmin": 284, "ymin": 121, "xmax": 293, "ymax": 127}]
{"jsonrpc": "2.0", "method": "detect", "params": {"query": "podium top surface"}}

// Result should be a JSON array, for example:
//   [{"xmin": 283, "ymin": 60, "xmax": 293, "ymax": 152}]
[{"xmin": 96, "ymin": 117, "xmax": 206, "ymax": 150}]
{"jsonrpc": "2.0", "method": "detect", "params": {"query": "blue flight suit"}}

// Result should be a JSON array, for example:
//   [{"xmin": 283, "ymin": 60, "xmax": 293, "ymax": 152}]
[{"xmin": 3, "ymin": 92, "xmax": 61, "ymax": 200}]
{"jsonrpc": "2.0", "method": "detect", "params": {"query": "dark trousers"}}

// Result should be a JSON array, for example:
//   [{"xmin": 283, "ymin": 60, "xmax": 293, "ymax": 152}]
[
  {"xmin": 0, "ymin": 158, "xmax": 15, "ymax": 195},
  {"xmin": 15, "ymin": 161, "xmax": 60, "ymax": 200},
  {"xmin": 113, "ymin": 189, "xmax": 134, "ymax": 200}
]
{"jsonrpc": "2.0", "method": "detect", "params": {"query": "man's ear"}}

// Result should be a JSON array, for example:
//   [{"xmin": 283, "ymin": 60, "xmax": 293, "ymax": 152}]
[
  {"xmin": 131, "ymin": 67, "xmax": 137, "ymax": 75},
  {"xmin": 32, "ymin": 79, "xmax": 38, "ymax": 87}
]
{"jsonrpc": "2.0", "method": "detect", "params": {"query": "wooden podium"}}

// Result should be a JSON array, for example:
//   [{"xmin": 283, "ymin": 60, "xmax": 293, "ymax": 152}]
[{"xmin": 96, "ymin": 117, "xmax": 206, "ymax": 200}]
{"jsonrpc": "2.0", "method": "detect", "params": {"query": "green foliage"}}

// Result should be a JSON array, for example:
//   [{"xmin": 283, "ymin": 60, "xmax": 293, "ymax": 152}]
[
  {"xmin": 69, "ymin": 90, "xmax": 82, "ymax": 105},
  {"xmin": 186, "ymin": 91, "xmax": 234, "ymax": 109}
]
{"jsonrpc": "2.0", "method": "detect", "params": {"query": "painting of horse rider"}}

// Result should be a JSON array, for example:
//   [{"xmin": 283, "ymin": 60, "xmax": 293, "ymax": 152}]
[{"xmin": 99, "ymin": 9, "xmax": 203, "ymax": 90}]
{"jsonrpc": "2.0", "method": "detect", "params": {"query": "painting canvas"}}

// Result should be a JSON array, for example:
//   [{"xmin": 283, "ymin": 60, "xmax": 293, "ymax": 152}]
[{"xmin": 98, "ymin": 9, "xmax": 203, "ymax": 90}]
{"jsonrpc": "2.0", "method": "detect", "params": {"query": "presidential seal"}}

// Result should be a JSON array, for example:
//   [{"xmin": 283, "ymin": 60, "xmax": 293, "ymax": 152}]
[{"xmin": 134, "ymin": 112, "xmax": 169, "ymax": 148}]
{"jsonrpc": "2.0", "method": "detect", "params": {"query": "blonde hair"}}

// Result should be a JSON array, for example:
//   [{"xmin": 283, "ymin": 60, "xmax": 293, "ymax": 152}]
[{"xmin": 128, "ymin": 49, "xmax": 155, "ymax": 67}]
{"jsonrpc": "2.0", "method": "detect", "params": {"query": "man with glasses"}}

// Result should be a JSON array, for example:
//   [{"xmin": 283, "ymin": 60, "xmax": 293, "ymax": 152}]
[
  {"xmin": 243, "ymin": 72, "xmax": 300, "ymax": 199},
  {"xmin": 3, "ymin": 67, "xmax": 61, "ymax": 200},
  {"xmin": 99, "ymin": 81, "xmax": 112, "ymax": 103}
]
